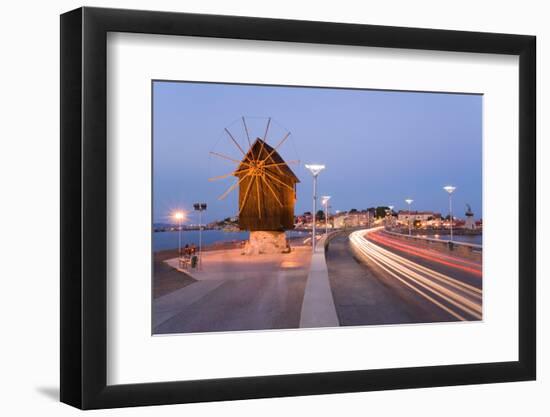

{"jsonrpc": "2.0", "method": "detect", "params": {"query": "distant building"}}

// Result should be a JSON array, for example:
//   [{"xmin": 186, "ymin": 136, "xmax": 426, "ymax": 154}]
[
  {"xmin": 333, "ymin": 211, "xmax": 371, "ymax": 229},
  {"xmin": 333, "ymin": 214, "xmax": 346, "ymax": 229},
  {"xmin": 397, "ymin": 210, "xmax": 442, "ymax": 228}
]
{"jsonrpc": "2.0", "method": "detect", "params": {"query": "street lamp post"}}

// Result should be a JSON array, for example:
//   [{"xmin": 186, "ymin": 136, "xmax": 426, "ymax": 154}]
[
  {"xmin": 305, "ymin": 164, "xmax": 326, "ymax": 253},
  {"xmin": 193, "ymin": 203, "xmax": 207, "ymax": 269},
  {"xmin": 443, "ymin": 185, "xmax": 456, "ymax": 243},
  {"xmin": 321, "ymin": 196, "xmax": 331, "ymax": 235},
  {"xmin": 405, "ymin": 199, "xmax": 413, "ymax": 236},
  {"xmin": 173, "ymin": 211, "xmax": 185, "ymax": 258}
]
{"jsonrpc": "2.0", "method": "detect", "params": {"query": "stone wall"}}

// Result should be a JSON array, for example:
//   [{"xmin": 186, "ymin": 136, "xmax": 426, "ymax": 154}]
[{"xmin": 242, "ymin": 230, "xmax": 289, "ymax": 255}]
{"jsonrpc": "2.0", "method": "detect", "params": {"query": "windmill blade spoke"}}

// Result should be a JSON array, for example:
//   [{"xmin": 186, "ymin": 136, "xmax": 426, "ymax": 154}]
[
  {"xmin": 208, "ymin": 168, "xmax": 250, "ymax": 181},
  {"xmin": 256, "ymin": 117, "xmax": 271, "ymax": 162},
  {"xmin": 263, "ymin": 117, "xmax": 271, "ymax": 142},
  {"xmin": 208, "ymin": 171, "xmax": 236, "ymax": 181},
  {"xmin": 264, "ymin": 132, "xmax": 291, "ymax": 161},
  {"xmin": 264, "ymin": 170, "xmax": 295, "ymax": 192},
  {"xmin": 210, "ymin": 151, "xmax": 253, "ymax": 168},
  {"xmin": 242, "ymin": 117, "xmax": 252, "ymax": 147},
  {"xmin": 218, "ymin": 181, "xmax": 240, "ymax": 201},
  {"xmin": 218, "ymin": 173, "xmax": 250, "ymax": 200},
  {"xmin": 263, "ymin": 160, "xmax": 299, "ymax": 168},
  {"xmin": 255, "ymin": 175, "xmax": 262, "ymax": 219},
  {"xmin": 225, "ymin": 128, "xmax": 253, "ymax": 163},
  {"xmin": 261, "ymin": 175, "xmax": 283, "ymax": 207},
  {"xmin": 239, "ymin": 176, "xmax": 255, "ymax": 215},
  {"xmin": 218, "ymin": 181, "xmax": 239, "ymax": 201}
]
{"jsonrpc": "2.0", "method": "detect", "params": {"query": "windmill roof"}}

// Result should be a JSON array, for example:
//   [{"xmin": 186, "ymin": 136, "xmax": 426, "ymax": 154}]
[{"xmin": 235, "ymin": 138, "xmax": 300, "ymax": 183}]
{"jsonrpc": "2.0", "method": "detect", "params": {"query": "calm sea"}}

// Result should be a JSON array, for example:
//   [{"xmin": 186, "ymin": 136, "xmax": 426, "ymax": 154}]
[
  {"xmin": 417, "ymin": 234, "xmax": 482, "ymax": 245},
  {"xmin": 153, "ymin": 229, "xmax": 311, "ymax": 252},
  {"xmin": 154, "ymin": 229, "xmax": 482, "ymax": 251}
]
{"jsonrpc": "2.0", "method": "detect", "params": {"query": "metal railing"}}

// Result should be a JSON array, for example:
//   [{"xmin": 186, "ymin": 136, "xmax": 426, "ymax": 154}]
[{"xmin": 383, "ymin": 229, "xmax": 482, "ymax": 251}]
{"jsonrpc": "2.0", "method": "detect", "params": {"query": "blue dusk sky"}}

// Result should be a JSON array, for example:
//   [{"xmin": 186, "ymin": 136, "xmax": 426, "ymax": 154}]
[{"xmin": 153, "ymin": 81, "xmax": 482, "ymax": 224}]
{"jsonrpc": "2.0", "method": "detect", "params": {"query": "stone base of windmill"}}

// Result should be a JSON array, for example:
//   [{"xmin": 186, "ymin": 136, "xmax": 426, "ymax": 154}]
[{"xmin": 242, "ymin": 231, "xmax": 290, "ymax": 255}]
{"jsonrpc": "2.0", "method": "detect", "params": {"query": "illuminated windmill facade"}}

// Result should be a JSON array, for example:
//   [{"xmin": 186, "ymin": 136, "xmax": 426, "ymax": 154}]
[
  {"xmin": 210, "ymin": 117, "xmax": 300, "ymax": 254},
  {"xmin": 235, "ymin": 138, "xmax": 299, "ymax": 231}
]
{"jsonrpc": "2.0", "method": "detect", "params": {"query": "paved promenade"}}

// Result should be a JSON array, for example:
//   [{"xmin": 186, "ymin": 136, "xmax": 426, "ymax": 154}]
[{"xmin": 153, "ymin": 246, "xmax": 313, "ymax": 334}]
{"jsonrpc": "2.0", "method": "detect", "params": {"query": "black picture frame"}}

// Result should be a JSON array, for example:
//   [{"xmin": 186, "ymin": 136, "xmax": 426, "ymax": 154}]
[{"xmin": 60, "ymin": 6, "xmax": 536, "ymax": 410}]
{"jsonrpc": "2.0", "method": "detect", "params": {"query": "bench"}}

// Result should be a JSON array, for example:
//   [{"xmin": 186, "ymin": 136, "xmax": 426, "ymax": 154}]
[{"xmin": 178, "ymin": 257, "xmax": 191, "ymax": 270}]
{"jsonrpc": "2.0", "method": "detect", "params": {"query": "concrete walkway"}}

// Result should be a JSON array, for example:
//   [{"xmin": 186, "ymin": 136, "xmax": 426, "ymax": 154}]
[
  {"xmin": 154, "ymin": 246, "xmax": 312, "ymax": 334},
  {"xmin": 153, "ymin": 280, "xmax": 225, "ymax": 328},
  {"xmin": 299, "ymin": 234, "xmax": 340, "ymax": 328}
]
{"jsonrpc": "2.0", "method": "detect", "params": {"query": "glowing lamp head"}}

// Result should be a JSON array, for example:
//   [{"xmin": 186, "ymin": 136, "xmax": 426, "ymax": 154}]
[
  {"xmin": 389, "ymin": 205, "xmax": 394, "ymax": 211},
  {"xmin": 405, "ymin": 199, "xmax": 413, "ymax": 205},
  {"xmin": 443, "ymin": 185, "xmax": 456, "ymax": 194},
  {"xmin": 305, "ymin": 164, "xmax": 326, "ymax": 177},
  {"xmin": 173, "ymin": 211, "xmax": 185, "ymax": 221},
  {"xmin": 321, "ymin": 195, "xmax": 331, "ymax": 206}
]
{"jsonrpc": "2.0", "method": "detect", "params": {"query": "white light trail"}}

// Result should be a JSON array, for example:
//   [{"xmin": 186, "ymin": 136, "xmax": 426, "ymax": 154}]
[{"xmin": 349, "ymin": 228, "xmax": 482, "ymax": 321}]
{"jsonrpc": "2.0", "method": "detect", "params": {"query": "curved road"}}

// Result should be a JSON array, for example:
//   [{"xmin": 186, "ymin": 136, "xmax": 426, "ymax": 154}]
[{"xmin": 326, "ymin": 228, "xmax": 482, "ymax": 326}]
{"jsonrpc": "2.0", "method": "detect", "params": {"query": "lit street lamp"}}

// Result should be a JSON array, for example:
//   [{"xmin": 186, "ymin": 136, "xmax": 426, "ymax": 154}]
[
  {"xmin": 443, "ymin": 185, "xmax": 456, "ymax": 243},
  {"xmin": 405, "ymin": 199, "xmax": 413, "ymax": 236},
  {"xmin": 173, "ymin": 211, "xmax": 185, "ymax": 258},
  {"xmin": 321, "ymin": 195, "xmax": 331, "ymax": 235},
  {"xmin": 305, "ymin": 164, "xmax": 326, "ymax": 252},
  {"xmin": 193, "ymin": 203, "xmax": 207, "ymax": 269}
]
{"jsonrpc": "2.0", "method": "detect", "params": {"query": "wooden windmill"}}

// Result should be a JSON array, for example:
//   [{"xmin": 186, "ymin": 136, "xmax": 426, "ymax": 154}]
[{"xmin": 210, "ymin": 117, "xmax": 300, "ymax": 254}]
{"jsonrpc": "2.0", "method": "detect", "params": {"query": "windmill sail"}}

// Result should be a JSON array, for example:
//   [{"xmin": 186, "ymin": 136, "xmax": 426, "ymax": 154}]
[{"xmin": 209, "ymin": 118, "xmax": 300, "ymax": 232}]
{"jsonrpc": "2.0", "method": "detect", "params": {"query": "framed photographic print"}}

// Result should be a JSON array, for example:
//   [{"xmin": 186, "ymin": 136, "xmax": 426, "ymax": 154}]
[{"xmin": 60, "ymin": 6, "xmax": 536, "ymax": 409}]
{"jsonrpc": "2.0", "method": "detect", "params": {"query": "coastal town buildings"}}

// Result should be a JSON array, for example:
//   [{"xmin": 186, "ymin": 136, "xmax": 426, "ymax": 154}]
[{"xmin": 397, "ymin": 210, "xmax": 442, "ymax": 228}]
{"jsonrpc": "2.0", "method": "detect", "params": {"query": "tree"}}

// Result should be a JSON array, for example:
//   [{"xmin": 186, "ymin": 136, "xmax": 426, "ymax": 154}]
[
  {"xmin": 349, "ymin": 208, "xmax": 358, "ymax": 213},
  {"xmin": 316, "ymin": 209, "xmax": 325, "ymax": 221},
  {"xmin": 375, "ymin": 206, "xmax": 390, "ymax": 219}
]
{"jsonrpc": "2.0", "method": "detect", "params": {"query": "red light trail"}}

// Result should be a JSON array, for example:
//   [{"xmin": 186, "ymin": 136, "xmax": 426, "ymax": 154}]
[{"xmin": 367, "ymin": 231, "xmax": 482, "ymax": 277}]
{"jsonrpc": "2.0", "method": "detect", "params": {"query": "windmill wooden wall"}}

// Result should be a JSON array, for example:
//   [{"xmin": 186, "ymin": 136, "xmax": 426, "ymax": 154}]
[{"xmin": 235, "ymin": 139, "xmax": 299, "ymax": 231}]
